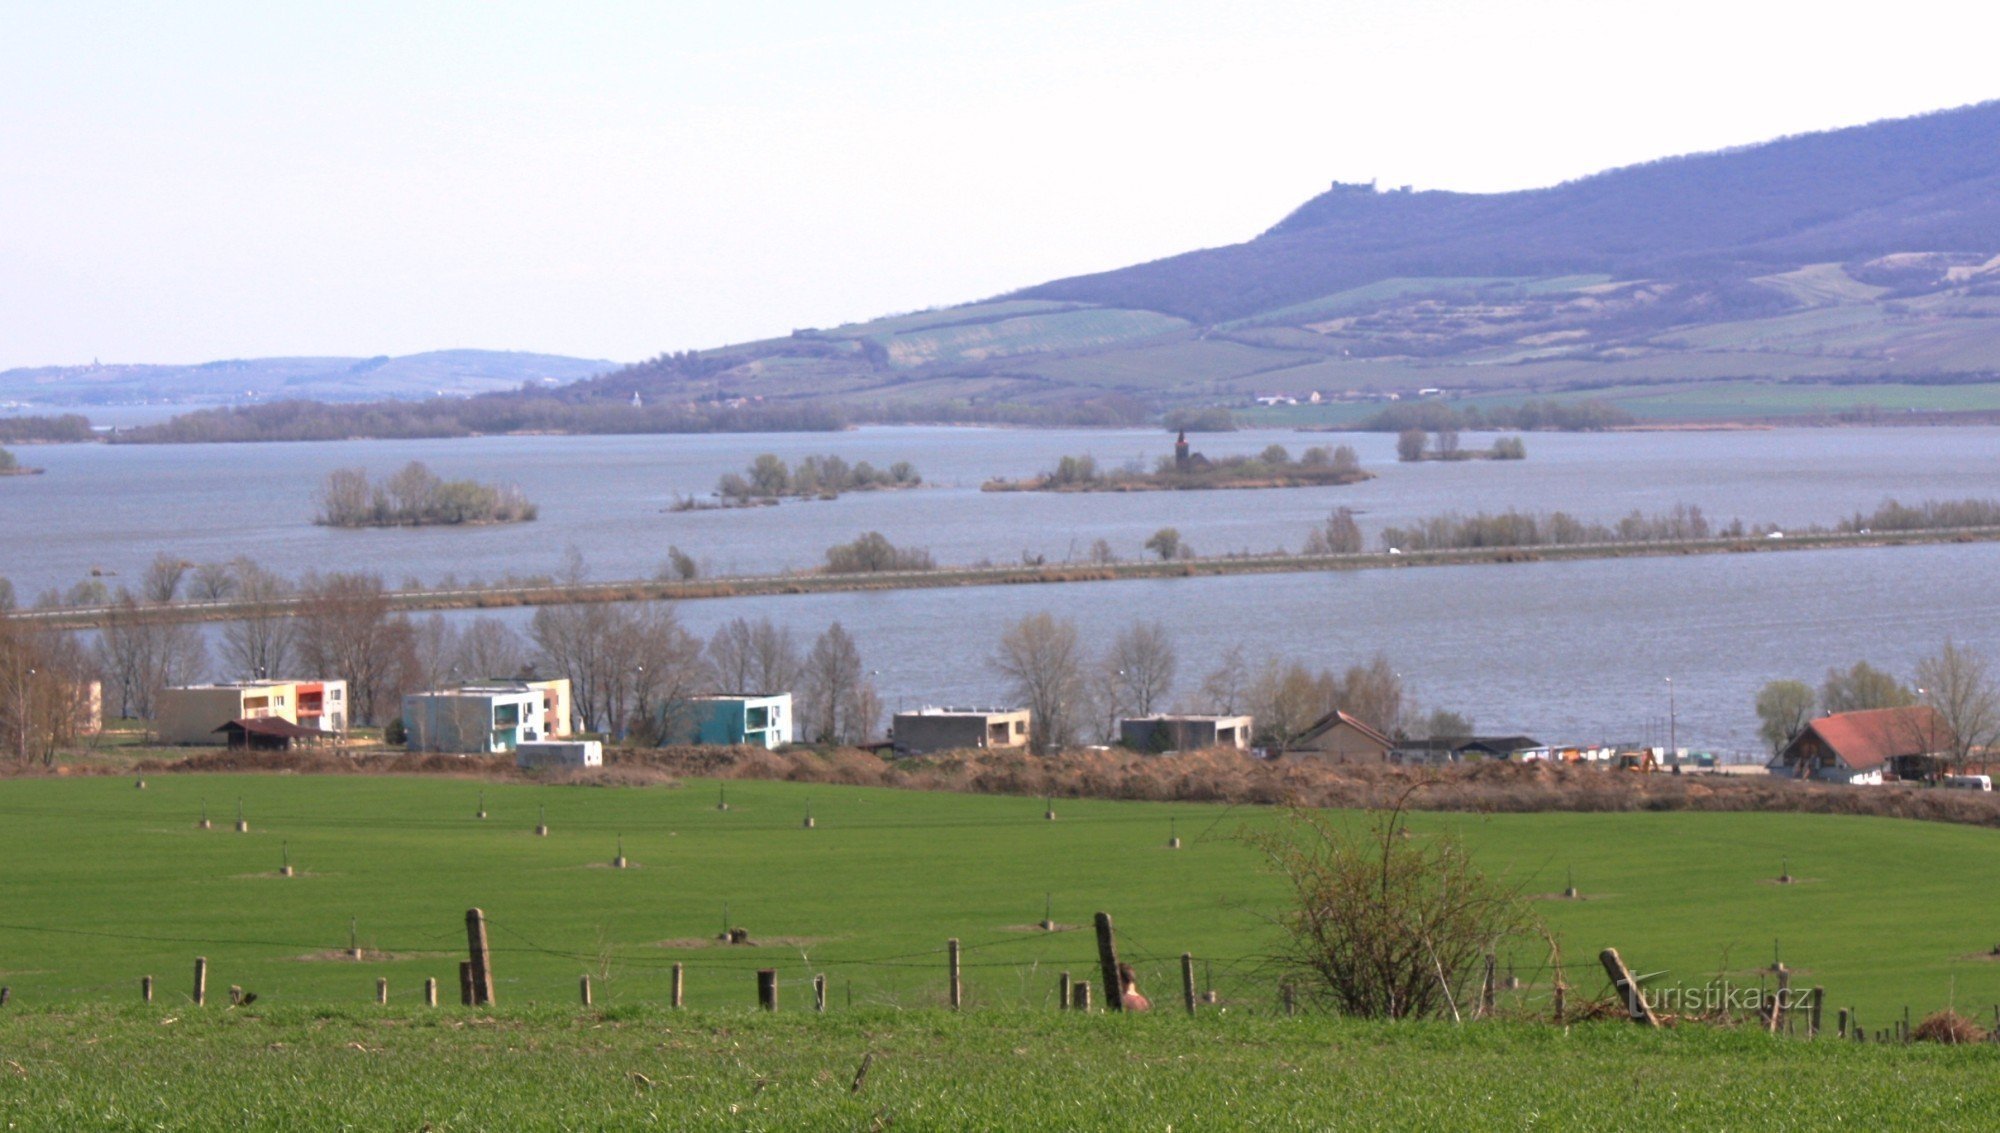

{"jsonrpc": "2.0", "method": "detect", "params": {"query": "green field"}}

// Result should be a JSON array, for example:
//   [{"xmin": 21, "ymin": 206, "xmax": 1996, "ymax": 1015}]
[
  {"xmin": 1, "ymin": 775, "xmax": 1999, "ymax": 1024},
  {"xmin": 3, "ymin": 1005, "xmax": 1997, "ymax": 1130}
]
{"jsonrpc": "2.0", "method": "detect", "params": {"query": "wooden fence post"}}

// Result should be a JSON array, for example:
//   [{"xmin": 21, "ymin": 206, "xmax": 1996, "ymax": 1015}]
[
  {"xmin": 1072, "ymin": 981, "xmax": 1091, "ymax": 1011},
  {"xmin": 580, "ymin": 975, "xmax": 592, "ymax": 1007},
  {"xmin": 1093, "ymin": 912, "xmax": 1123, "ymax": 1013},
  {"xmin": 1597, "ymin": 948, "xmax": 1658, "ymax": 1027},
  {"xmin": 465, "ymin": 908, "xmax": 495, "ymax": 1006},
  {"xmin": 1282, "ymin": 982, "xmax": 1296, "ymax": 1017},
  {"xmin": 141, "ymin": 976, "xmax": 153, "ymax": 1004},
  {"xmin": 671, "ymin": 963, "xmax": 684, "ymax": 1009},
  {"xmin": 193, "ymin": 957, "xmax": 207, "ymax": 1007},
  {"xmin": 1768, "ymin": 964, "xmax": 1790, "ymax": 1034},
  {"xmin": 424, "ymin": 977, "xmax": 438, "ymax": 1007},
  {"xmin": 376, "ymin": 977, "xmax": 388, "ymax": 1005},
  {"xmin": 1181, "ymin": 953, "xmax": 1197, "ymax": 1016},
  {"xmin": 757, "ymin": 969, "xmax": 778, "ymax": 1011},
  {"xmin": 458, "ymin": 961, "xmax": 473, "ymax": 1007},
  {"xmin": 1808, "ymin": 987, "xmax": 1823, "ymax": 1038},
  {"xmin": 814, "ymin": 974, "xmax": 827, "ymax": 1013},
  {"xmin": 1480, "ymin": 954, "xmax": 1497, "ymax": 1018},
  {"xmin": 1058, "ymin": 971, "xmax": 1071, "ymax": 1011},
  {"xmin": 948, "ymin": 938, "xmax": 962, "ymax": 1010}
]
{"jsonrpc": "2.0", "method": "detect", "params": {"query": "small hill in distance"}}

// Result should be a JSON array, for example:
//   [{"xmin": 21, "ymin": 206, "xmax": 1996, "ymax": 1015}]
[{"xmin": 0, "ymin": 350, "xmax": 614, "ymax": 408}]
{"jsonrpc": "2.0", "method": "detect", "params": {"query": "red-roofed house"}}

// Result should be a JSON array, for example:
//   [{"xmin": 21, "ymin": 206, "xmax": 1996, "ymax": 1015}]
[{"xmin": 1773, "ymin": 706, "xmax": 1955, "ymax": 785}]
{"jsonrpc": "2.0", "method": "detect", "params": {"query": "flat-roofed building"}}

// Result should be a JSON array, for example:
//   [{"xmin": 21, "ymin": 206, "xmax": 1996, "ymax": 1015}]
[
  {"xmin": 156, "ymin": 679, "xmax": 347, "ymax": 745},
  {"xmin": 891, "ymin": 707, "xmax": 1031, "ymax": 755},
  {"xmin": 679, "ymin": 693, "xmax": 793, "ymax": 749},
  {"xmin": 404, "ymin": 681, "xmax": 561, "ymax": 754},
  {"xmin": 1119, "ymin": 714, "xmax": 1253, "ymax": 753}
]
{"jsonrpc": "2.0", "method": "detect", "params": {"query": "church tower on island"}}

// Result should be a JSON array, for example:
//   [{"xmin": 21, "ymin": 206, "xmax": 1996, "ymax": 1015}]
[{"xmin": 1174, "ymin": 430, "xmax": 1191, "ymax": 472}]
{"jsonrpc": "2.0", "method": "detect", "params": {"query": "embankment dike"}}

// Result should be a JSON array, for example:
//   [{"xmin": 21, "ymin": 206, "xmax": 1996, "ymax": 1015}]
[{"xmin": 12, "ymin": 526, "xmax": 2000, "ymax": 630}]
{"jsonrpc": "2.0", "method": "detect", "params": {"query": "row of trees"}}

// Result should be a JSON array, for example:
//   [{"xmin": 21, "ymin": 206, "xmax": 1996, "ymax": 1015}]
[
  {"xmin": 717, "ymin": 454, "xmax": 919, "ymax": 502},
  {"xmin": 1363, "ymin": 398, "xmax": 1634, "ymax": 433},
  {"xmin": 1755, "ymin": 643, "xmax": 2000, "ymax": 771},
  {"xmin": 113, "ymin": 397, "xmax": 845, "ymax": 444},
  {"xmin": 988, "ymin": 613, "xmax": 1449, "ymax": 754},
  {"xmin": 1395, "ymin": 429, "xmax": 1526, "ymax": 461},
  {"xmin": 316, "ymin": 462, "xmax": 537, "ymax": 527},
  {"xmin": 1378, "ymin": 503, "xmax": 1729, "ymax": 552}
]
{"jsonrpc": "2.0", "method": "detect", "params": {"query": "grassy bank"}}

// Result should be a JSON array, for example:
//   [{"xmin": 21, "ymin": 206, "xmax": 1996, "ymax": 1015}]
[{"xmin": 2, "ymin": 1005, "xmax": 1996, "ymax": 1130}]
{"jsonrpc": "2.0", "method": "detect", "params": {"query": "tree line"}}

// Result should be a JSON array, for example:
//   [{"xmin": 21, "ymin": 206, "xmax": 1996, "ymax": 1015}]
[
  {"xmin": 316, "ymin": 462, "xmax": 537, "ymax": 527},
  {"xmin": 110, "ymin": 397, "xmax": 845, "ymax": 444},
  {"xmin": 1364, "ymin": 399, "xmax": 1634, "ymax": 433},
  {"xmin": 0, "ymin": 414, "xmax": 94, "ymax": 444},
  {"xmin": 1395, "ymin": 429, "xmax": 1525, "ymax": 461}
]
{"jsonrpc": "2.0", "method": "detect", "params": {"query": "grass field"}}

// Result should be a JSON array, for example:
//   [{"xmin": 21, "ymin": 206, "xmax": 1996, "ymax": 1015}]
[
  {"xmin": 2, "ymin": 1005, "xmax": 1997, "ymax": 1130},
  {"xmin": 1, "ymin": 775, "xmax": 1999, "ymax": 1024}
]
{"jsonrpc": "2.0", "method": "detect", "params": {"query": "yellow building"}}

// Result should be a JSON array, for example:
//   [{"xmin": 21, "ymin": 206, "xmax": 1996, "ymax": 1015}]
[{"xmin": 155, "ymin": 679, "xmax": 349, "ymax": 745}]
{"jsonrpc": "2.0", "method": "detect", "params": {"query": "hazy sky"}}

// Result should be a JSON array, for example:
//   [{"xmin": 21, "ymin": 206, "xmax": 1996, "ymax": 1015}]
[{"xmin": 4, "ymin": 1, "xmax": 1996, "ymax": 368}]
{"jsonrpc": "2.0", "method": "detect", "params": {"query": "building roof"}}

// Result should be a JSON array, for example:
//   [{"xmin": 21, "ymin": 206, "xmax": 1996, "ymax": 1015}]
[
  {"xmin": 1791, "ymin": 706, "xmax": 1954, "ymax": 771},
  {"xmin": 213, "ymin": 716, "xmax": 324, "ymax": 739},
  {"xmin": 1123, "ymin": 714, "xmax": 1253, "ymax": 725},
  {"xmin": 896, "ymin": 706, "xmax": 1028, "ymax": 718},
  {"xmin": 1295, "ymin": 710, "xmax": 1393, "ymax": 750}
]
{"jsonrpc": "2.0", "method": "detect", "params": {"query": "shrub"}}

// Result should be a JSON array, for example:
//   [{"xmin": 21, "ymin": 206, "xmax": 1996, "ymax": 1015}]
[{"xmin": 1248, "ymin": 798, "xmax": 1534, "ymax": 1019}]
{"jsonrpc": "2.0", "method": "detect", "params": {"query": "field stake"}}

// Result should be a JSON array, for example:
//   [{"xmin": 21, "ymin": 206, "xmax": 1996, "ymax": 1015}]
[
  {"xmin": 235, "ymin": 798, "xmax": 247, "ymax": 833},
  {"xmin": 141, "ymin": 975, "xmax": 153, "ymax": 1004},
  {"xmin": 1598, "ymin": 948, "xmax": 1658, "ymax": 1027},
  {"xmin": 193, "ymin": 957, "xmax": 207, "ymax": 1006},
  {"xmin": 1058, "ymin": 971, "xmax": 1071, "ymax": 1010},
  {"xmin": 1093, "ymin": 912, "xmax": 1123, "ymax": 1013},
  {"xmin": 948, "ymin": 938, "xmax": 962, "ymax": 1010},
  {"xmin": 814, "ymin": 973, "xmax": 827, "ymax": 1013},
  {"xmin": 424, "ymin": 977, "xmax": 438, "ymax": 1007},
  {"xmin": 458, "ymin": 961, "xmax": 473, "ymax": 1007},
  {"xmin": 1072, "ymin": 980, "xmax": 1091, "ymax": 1011},
  {"xmin": 1768, "ymin": 964, "xmax": 1790, "ymax": 1034},
  {"xmin": 1282, "ymin": 982, "xmax": 1296, "ymax": 1017},
  {"xmin": 1809, "ymin": 987, "xmax": 1824, "ymax": 1038},
  {"xmin": 376, "ymin": 977, "xmax": 388, "ymax": 1005},
  {"xmin": 535, "ymin": 804, "xmax": 548, "ymax": 837},
  {"xmin": 1181, "ymin": 953, "xmax": 1197, "ymax": 1016},
  {"xmin": 580, "ymin": 975, "xmax": 592, "ymax": 1007},
  {"xmin": 465, "ymin": 908, "xmax": 495, "ymax": 1006},
  {"xmin": 671, "ymin": 963, "xmax": 684, "ymax": 1009},
  {"xmin": 757, "ymin": 969, "xmax": 778, "ymax": 1011},
  {"xmin": 1837, "ymin": 1007, "xmax": 1850, "ymax": 1039},
  {"xmin": 1480, "ymin": 954, "xmax": 1497, "ymax": 1018}
]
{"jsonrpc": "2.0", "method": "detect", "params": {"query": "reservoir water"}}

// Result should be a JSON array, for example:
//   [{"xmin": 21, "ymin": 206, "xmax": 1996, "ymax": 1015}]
[{"xmin": 3, "ymin": 424, "xmax": 1998, "ymax": 755}]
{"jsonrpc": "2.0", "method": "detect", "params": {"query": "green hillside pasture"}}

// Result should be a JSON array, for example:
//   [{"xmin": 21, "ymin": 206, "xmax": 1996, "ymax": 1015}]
[
  {"xmin": 1753, "ymin": 263, "xmax": 1891, "ymax": 306},
  {"xmin": 718, "ymin": 353, "xmax": 881, "ymax": 397},
  {"xmin": 879, "ymin": 308, "xmax": 1190, "ymax": 369},
  {"xmin": 825, "ymin": 299, "xmax": 1083, "ymax": 338},
  {"xmin": 2, "ymin": 1006, "xmax": 1997, "ymax": 1131},
  {"xmin": 1011, "ymin": 338, "xmax": 1313, "ymax": 391},
  {"xmin": 1, "ymin": 777, "xmax": 1998, "ymax": 1022}
]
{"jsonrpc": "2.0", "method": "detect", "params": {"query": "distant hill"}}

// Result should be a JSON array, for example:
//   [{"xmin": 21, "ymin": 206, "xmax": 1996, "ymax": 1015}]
[
  {"xmin": 102, "ymin": 102, "xmax": 2000, "ymax": 439},
  {"xmin": 580, "ymin": 101, "xmax": 2000, "ymax": 424},
  {"xmin": 0, "ymin": 350, "xmax": 614, "ymax": 407}
]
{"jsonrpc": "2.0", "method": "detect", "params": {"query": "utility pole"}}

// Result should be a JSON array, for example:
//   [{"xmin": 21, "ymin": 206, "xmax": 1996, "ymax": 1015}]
[{"xmin": 1666, "ymin": 676, "xmax": 1677, "ymax": 766}]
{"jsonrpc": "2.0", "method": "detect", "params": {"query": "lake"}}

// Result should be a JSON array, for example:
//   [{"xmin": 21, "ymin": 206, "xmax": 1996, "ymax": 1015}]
[{"xmin": 3, "ymin": 424, "xmax": 1998, "ymax": 755}]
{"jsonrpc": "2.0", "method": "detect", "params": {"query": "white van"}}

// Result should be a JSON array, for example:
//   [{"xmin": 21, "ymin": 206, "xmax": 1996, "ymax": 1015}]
[{"xmin": 1943, "ymin": 774, "xmax": 1993, "ymax": 792}]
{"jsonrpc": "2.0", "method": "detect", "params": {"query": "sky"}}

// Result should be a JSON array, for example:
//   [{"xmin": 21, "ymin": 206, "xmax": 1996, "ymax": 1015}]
[{"xmin": 3, "ymin": 0, "xmax": 1998, "ymax": 369}]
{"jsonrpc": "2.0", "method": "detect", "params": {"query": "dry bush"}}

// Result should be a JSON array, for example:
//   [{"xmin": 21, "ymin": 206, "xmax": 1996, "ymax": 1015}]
[{"xmin": 1912, "ymin": 1010, "xmax": 1990, "ymax": 1044}]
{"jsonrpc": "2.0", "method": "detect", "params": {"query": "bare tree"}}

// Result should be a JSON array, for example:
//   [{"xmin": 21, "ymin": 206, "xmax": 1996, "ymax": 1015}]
[
  {"xmin": 993, "ymin": 613, "xmax": 1089, "ymax": 754},
  {"xmin": 1246, "ymin": 658, "xmax": 1335, "ymax": 749},
  {"xmin": 94, "ymin": 590, "xmax": 207, "ymax": 720},
  {"xmin": 533, "ymin": 601, "xmax": 705, "ymax": 739},
  {"xmin": 800, "ymin": 622, "xmax": 877, "ymax": 744},
  {"xmin": 142, "ymin": 553, "xmax": 190, "ymax": 604},
  {"xmin": 1, "ymin": 620, "xmax": 95, "ymax": 764},
  {"xmin": 1197, "ymin": 645, "xmax": 1248, "ymax": 714},
  {"xmin": 1103, "ymin": 621, "xmax": 1176, "ymax": 720},
  {"xmin": 219, "ymin": 558, "xmax": 295, "ymax": 680},
  {"xmin": 294, "ymin": 572, "xmax": 414, "ymax": 726},
  {"xmin": 1336, "ymin": 656, "xmax": 1404, "ymax": 736},
  {"xmin": 1916, "ymin": 639, "xmax": 2000, "ymax": 773},
  {"xmin": 188, "ymin": 562, "xmax": 236, "ymax": 602},
  {"xmin": 708, "ymin": 617, "xmax": 803, "ymax": 695},
  {"xmin": 453, "ymin": 616, "xmax": 527, "ymax": 680}
]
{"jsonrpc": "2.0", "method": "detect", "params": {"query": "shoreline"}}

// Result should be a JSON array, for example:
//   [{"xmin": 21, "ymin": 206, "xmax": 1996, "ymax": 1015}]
[{"xmin": 12, "ymin": 525, "xmax": 2000, "ymax": 630}]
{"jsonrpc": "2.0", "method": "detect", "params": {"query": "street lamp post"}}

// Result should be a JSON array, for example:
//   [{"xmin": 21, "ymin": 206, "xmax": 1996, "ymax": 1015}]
[{"xmin": 1666, "ymin": 677, "xmax": 1677, "ymax": 767}]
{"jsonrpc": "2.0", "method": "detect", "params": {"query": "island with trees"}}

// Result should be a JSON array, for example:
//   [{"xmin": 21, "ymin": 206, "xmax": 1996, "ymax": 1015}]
[
  {"xmin": 676, "ymin": 453, "xmax": 921, "ymax": 510},
  {"xmin": 314, "ymin": 462, "xmax": 537, "ymax": 528},
  {"xmin": 1396, "ymin": 429, "xmax": 1526, "ymax": 462},
  {"xmin": 984, "ymin": 436, "xmax": 1372, "ymax": 493},
  {"xmin": 0, "ymin": 446, "xmax": 45, "ymax": 476}
]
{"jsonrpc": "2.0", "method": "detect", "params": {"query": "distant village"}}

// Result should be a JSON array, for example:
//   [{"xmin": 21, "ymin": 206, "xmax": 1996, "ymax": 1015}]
[{"xmin": 64, "ymin": 675, "xmax": 1991, "ymax": 792}]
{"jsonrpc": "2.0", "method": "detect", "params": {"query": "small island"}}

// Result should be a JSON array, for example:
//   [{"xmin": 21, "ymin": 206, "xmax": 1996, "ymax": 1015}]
[
  {"xmin": 1397, "ymin": 429, "xmax": 1526, "ymax": 462},
  {"xmin": 0, "ymin": 446, "xmax": 44, "ymax": 476},
  {"xmin": 315, "ymin": 461, "xmax": 537, "ymax": 527},
  {"xmin": 675, "ymin": 453, "xmax": 922, "ymax": 510},
  {"xmin": 984, "ymin": 434, "xmax": 1373, "ymax": 493}
]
